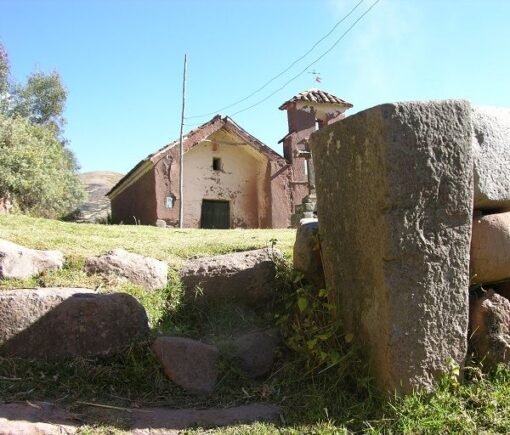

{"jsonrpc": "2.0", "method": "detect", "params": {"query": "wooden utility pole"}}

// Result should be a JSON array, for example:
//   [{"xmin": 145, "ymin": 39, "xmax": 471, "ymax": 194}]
[{"xmin": 178, "ymin": 54, "xmax": 187, "ymax": 228}]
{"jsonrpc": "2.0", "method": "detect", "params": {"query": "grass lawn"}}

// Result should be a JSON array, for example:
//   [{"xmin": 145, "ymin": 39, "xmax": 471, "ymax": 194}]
[
  {"xmin": 0, "ymin": 214, "xmax": 295, "ymax": 299},
  {"xmin": 1, "ymin": 215, "xmax": 510, "ymax": 434},
  {"xmin": 0, "ymin": 215, "xmax": 296, "ymax": 264}
]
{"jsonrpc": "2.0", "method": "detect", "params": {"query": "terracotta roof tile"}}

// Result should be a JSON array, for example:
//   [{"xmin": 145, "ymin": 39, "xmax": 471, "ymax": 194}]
[
  {"xmin": 279, "ymin": 88, "xmax": 353, "ymax": 110},
  {"xmin": 107, "ymin": 115, "xmax": 286, "ymax": 198}
]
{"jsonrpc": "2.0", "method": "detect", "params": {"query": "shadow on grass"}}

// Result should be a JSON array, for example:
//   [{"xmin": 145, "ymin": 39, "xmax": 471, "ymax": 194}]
[{"xmin": 0, "ymin": 266, "xmax": 387, "ymax": 432}]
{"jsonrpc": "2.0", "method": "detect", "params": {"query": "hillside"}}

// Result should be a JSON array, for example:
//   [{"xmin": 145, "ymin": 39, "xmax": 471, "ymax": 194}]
[{"xmin": 73, "ymin": 171, "xmax": 124, "ymax": 223}]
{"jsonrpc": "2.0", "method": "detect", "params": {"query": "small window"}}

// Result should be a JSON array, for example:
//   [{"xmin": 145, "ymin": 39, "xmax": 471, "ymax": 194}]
[
  {"xmin": 165, "ymin": 196, "xmax": 174, "ymax": 209},
  {"xmin": 212, "ymin": 157, "xmax": 222, "ymax": 171}
]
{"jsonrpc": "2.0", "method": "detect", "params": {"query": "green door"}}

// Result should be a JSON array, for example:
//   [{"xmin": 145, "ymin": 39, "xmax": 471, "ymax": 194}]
[{"xmin": 201, "ymin": 200, "xmax": 230, "ymax": 229}]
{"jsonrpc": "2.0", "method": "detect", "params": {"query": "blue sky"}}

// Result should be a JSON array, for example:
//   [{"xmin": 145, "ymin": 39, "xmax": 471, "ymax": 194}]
[{"xmin": 1, "ymin": 0, "xmax": 509, "ymax": 174}]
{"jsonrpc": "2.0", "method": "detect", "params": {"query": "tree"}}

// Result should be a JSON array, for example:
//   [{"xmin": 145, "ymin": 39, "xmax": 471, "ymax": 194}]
[
  {"xmin": 0, "ymin": 41, "xmax": 85, "ymax": 218},
  {"xmin": 10, "ymin": 71, "xmax": 67, "ymax": 133},
  {"xmin": 0, "ymin": 44, "xmax": 9, "ymax": 113},
  {"xmin": 0, "ymin": 42, "xmax": 67, "ymax": 131}
]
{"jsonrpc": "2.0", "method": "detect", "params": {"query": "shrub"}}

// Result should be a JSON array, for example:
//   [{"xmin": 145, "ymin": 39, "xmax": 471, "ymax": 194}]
[{"xmin": 0, "ymin": 114, "xmax": 85, "ymax": 218}]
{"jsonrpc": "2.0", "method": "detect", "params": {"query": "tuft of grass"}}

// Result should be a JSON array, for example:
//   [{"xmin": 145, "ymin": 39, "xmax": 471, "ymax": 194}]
[
  {"xmin": 181, "ymin": 421, "xmax": 346, "ymax": 434},
  {"xmin": 373, "ymin": 366, "xmax": 510, "ymax": 434}
]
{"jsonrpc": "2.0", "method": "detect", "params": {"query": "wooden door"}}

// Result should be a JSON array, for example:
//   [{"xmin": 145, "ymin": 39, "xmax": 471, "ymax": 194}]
[{"xmin": 201, "ymin": 200, "xmax": 230, "ymax": 229}]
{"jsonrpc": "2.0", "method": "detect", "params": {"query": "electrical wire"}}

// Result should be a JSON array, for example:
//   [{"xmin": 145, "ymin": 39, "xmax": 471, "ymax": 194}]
[
  {"xmin": 185, "ymin": 0, "xmax": 366, "ymax": 119},
  {"xmin": 229, "ymin": 0, "xmax": 381, "ymax": 117}
]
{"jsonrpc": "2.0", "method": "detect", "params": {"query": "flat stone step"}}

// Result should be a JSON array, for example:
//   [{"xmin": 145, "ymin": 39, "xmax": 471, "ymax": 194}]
[{"xmin": 0, "ymin": 401, "xmax": 282, "ymax": 434}]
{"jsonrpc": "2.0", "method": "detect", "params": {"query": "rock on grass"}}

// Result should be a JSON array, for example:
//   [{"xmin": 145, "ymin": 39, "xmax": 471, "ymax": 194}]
[
  {"xmin": 152, "ymin": 336, "xmax": 219, "ymax": 394},
  {"xmin": 0, "ymin": 288, "xmax": 150, "ymax": 358},
  {"xmin": 85, "ymin": 248, "xmax": 168, "ymax": 290},
  {"xmin": 0, "ymin": 238, "xmax": 64, "ymax": 279},
  {"xmin": 470, "ymin": 289, "xmax": 510, "ymax": 368},
  {"xmin": 180, "ymin": 248, "xmax": 282, "ymax": 305}
]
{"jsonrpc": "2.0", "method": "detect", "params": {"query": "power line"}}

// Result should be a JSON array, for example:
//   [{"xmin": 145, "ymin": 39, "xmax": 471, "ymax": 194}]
[
  {"xmin": 185, "ymin": 0, "xmax": 366, "ymax": 120},
  {"xmin": 230, "ymin": 0, "xmax": 382, "ymax": 117},
  {"xmin": 178, "ymin": 54, "xmax": 187, "ymax": 229}
]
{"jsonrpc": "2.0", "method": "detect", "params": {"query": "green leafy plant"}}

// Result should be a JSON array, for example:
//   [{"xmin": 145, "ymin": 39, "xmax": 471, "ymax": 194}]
[{"xmin": 274, "ymin": 264, "xmax": 356, "ymax": 377}]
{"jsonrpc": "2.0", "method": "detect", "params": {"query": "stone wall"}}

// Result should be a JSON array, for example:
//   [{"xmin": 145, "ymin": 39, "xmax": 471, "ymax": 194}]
[{"xmin": 468, "ymin": 106, "xmax": 510, "ymax": 367}]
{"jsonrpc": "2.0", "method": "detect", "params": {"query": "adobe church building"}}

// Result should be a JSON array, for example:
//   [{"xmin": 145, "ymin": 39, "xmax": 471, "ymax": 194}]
[{"xmin": 107, "ymin": 89, "xmax": 352, "ymax": 228}]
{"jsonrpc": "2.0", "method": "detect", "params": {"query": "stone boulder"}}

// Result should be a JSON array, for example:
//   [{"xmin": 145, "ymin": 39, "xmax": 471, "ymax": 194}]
[
  {"xmin": 470, "ymin": 289, "xmax": 510, "ymax": 367},
  {"xmin": 471, "ymin": 212, "xmax": 510, "ymax": 285},
  {"xmin": 293, "ymin": 218, "xmax": 324, "ymax": 287},
  {"xmin": 0, "ymin": 288, "xmax": 149, "ymax": 358},
  {"xmin": 85, "ymin": 248, "xmax": 168, "ymax": 290},
  {"xmin": 311, "ymin": 100, "xmax": 473, "ymax": 394},
  {"xmin": 180, "ymin": 249, "xmax": 281, "ymax": 305},
  {"xmin": 227, "ymin": 329, "xmax": 279, "ymax": 379},
  {"xmin": 472, "ymin": 106, "xmax": 510, "ymax": 210},
  {"xmin": 152, "ymin": 336, "xmax": 219, "ymax": 394},
  {"xmin": 0, "ymin": 239, "xmax": 64, "ymax": 279}
]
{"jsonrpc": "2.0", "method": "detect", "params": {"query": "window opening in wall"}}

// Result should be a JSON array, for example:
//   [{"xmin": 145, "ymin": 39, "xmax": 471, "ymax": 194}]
[
  {"xmin": 212, "ymin": 157, "xmax": 222, "ymax": 171},
  {"xmin": 315, "ymin": 119, "xmax": 326, "ymax": 130},
  {"xmin": 165, "ymin": 196, "xmax": 174, "ymax": 209}
]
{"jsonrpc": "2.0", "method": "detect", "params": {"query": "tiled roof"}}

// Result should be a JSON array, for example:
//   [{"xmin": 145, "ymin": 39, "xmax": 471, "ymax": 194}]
[
  {"xmin": 279, "ymin": 89, "xmax": 353, "ymax": 110},
  {"xmin": 107, "ymin": 115, "xmax": 285, "ymax": 198}
]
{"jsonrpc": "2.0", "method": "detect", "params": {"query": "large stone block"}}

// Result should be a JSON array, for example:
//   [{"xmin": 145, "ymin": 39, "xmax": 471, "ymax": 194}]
[
  {"xmin": 0, "ymin": 288, "xmax": 150, "ymax": 358},
  {"xmin": 471, "ymin": 212, "xmax": 510, "ymax": 284},
  {"xmin": 311, "ymin": 100, "xmax": 474, "ymax": 394},
  {"xmin": 472, "ymin": 106, "xmax": 510, "ymax": 210}
]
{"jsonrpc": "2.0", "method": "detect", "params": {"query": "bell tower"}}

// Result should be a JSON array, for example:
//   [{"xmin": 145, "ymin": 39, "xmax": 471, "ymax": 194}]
[{"xmin": 278, "ymin": 89, "xmax": 353, "ymax": 221}]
